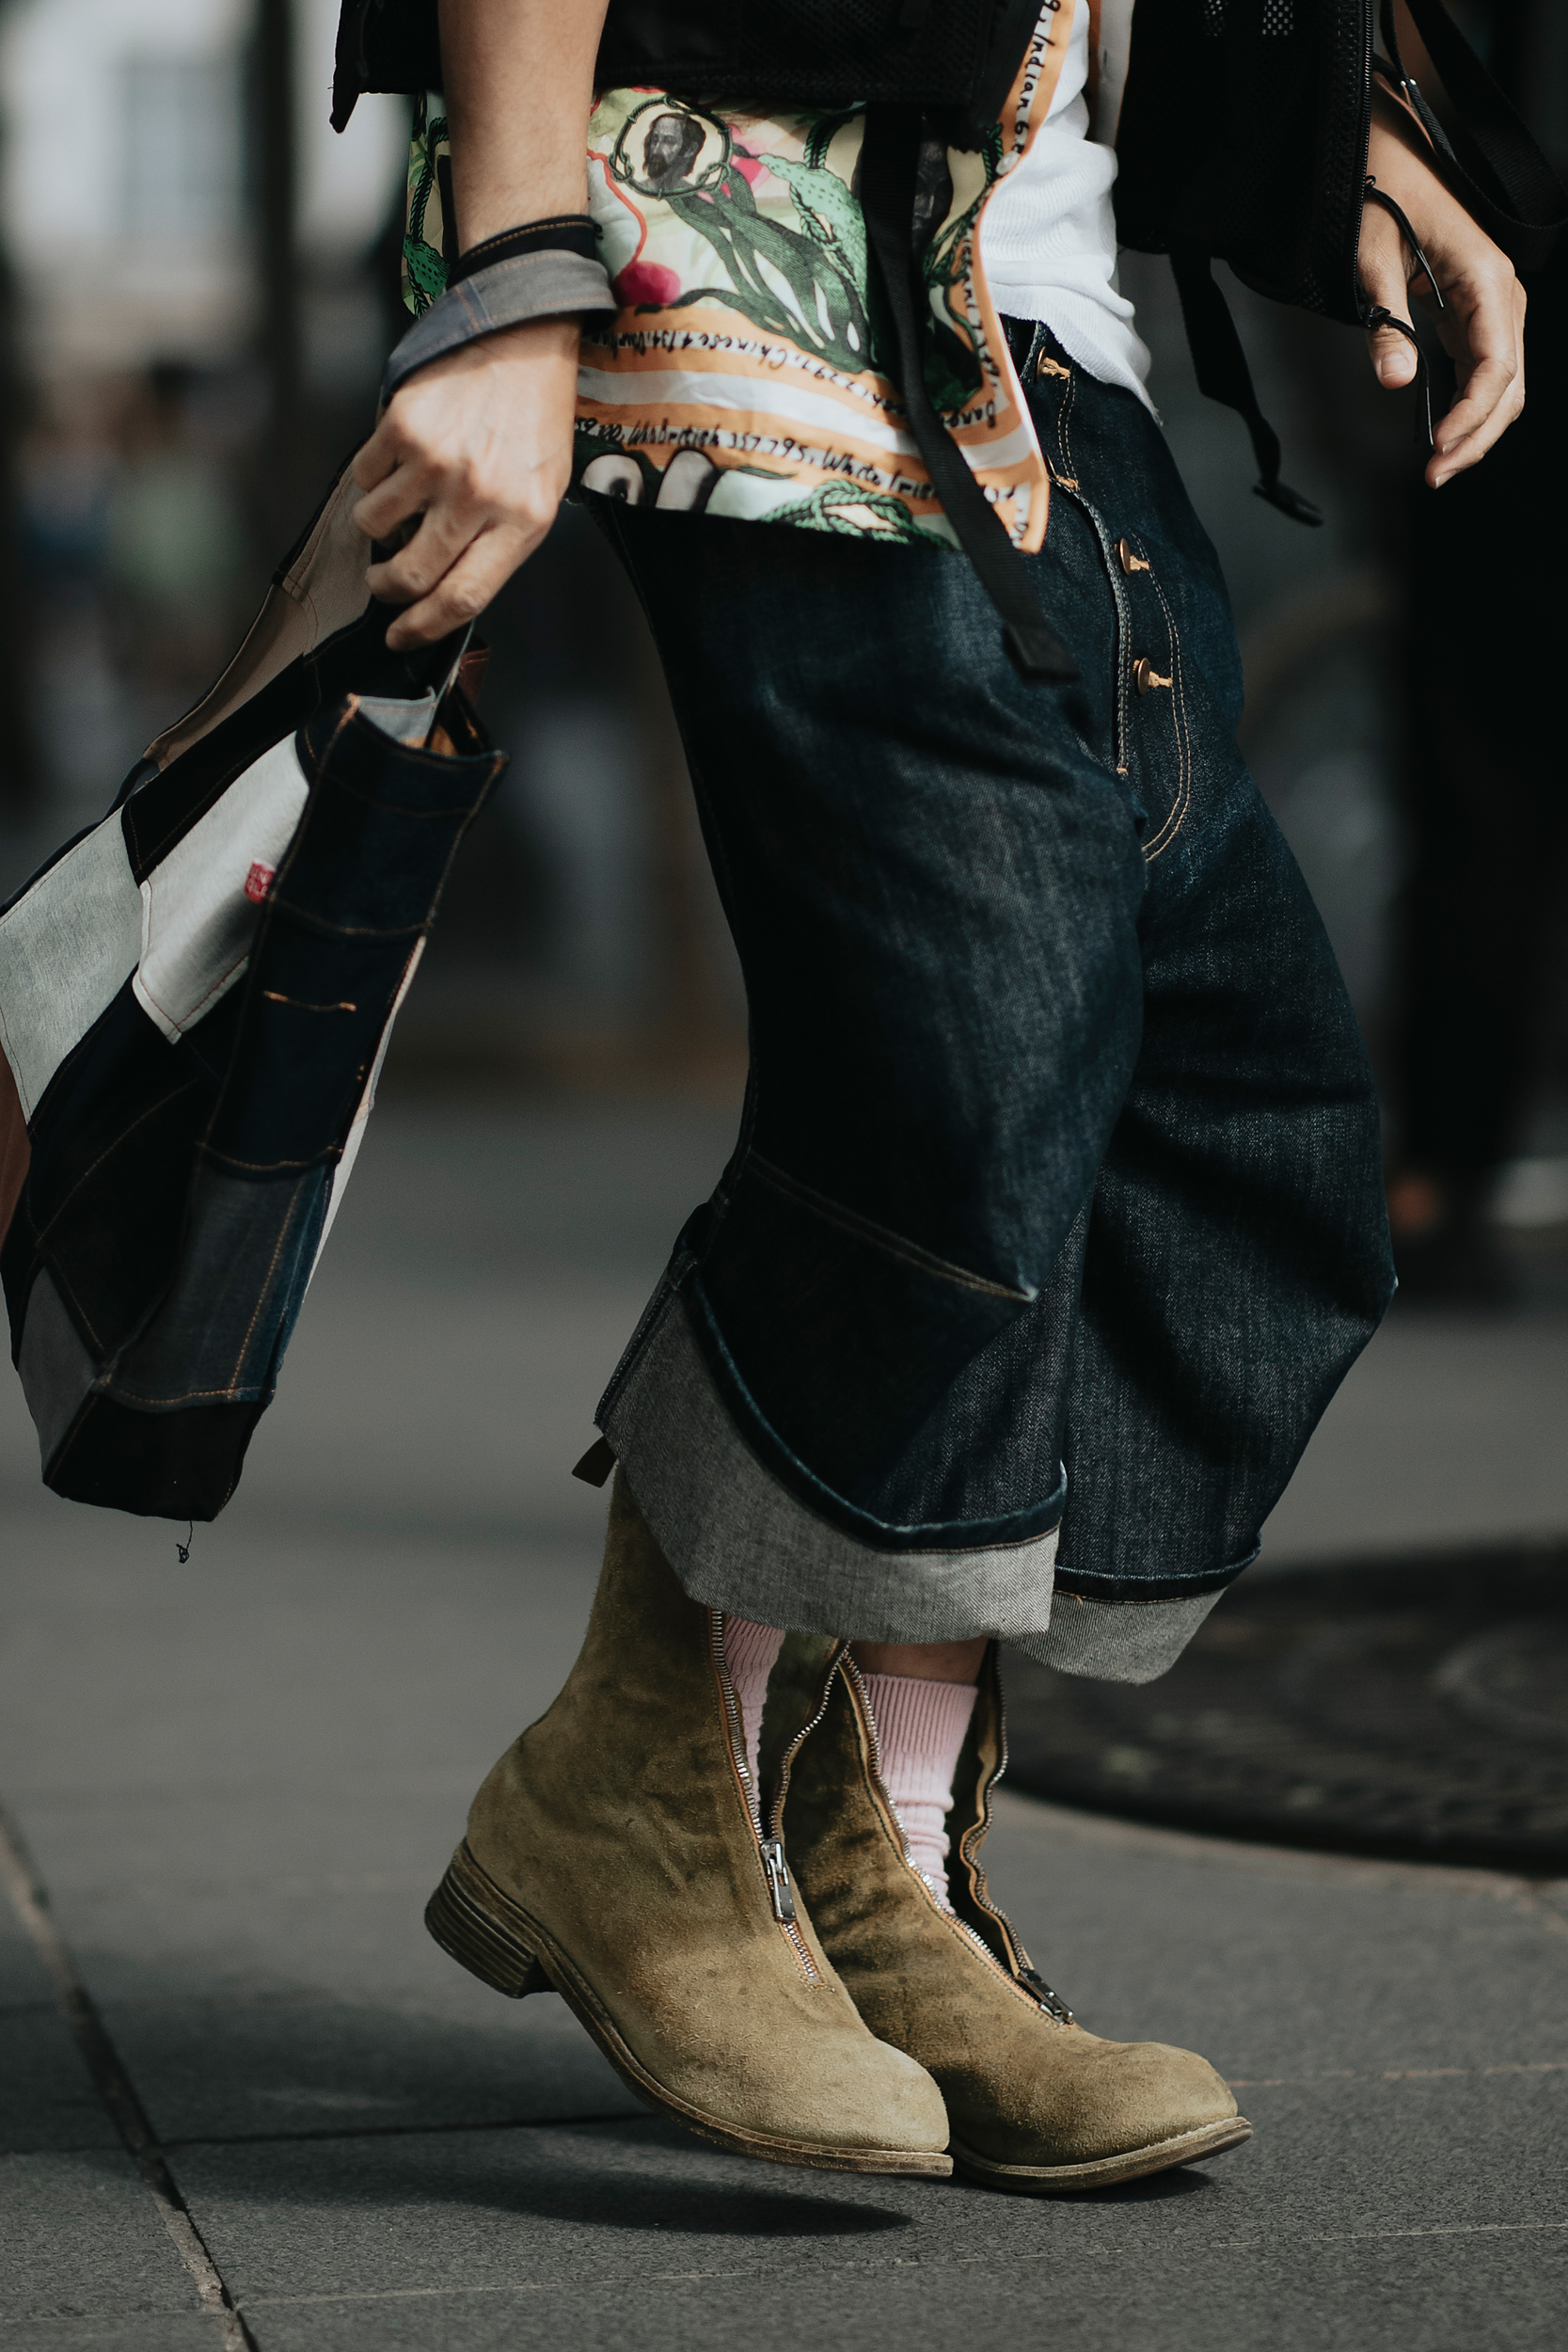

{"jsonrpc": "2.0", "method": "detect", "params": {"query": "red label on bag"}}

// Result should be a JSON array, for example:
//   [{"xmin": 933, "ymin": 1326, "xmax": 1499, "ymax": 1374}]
[{"xmin": 245, "ymin": 862, "xmax": 275, "ymax": 904}]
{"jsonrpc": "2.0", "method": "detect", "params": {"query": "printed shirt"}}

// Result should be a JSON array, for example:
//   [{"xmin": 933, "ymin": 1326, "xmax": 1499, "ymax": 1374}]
[{"xmin": 401, "ymin": 0, "xmax": 1129, "ymax": 555}]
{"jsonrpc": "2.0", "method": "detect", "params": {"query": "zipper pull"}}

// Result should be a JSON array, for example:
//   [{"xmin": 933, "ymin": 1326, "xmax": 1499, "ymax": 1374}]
[
  {"xmin": 759, "ymin": 1836, "xmax": 798, "ymax": 1923},
  {"xmin": 1020, "ymin": 1965, "xmax": 1075, "ymax": 2024}
]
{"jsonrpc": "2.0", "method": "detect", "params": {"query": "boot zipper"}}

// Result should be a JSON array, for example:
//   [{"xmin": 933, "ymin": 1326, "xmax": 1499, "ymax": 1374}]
[
  {"xmin": 960, "ymin": 1665, "xmax": 1075, "ymax": 2024},
  {"xmin": 840, "ymin": 1652, "xmax": 1071, "ymax": 2022},
  {"xmin": 764, "ymin": 1645, "xmax": 847, "ymax": 1847},
  {"xmin": 710, "ymin": 1613, "xmax": 819, "ymax": 1982},
  {"xmin": 759, "ymin": 1836, "xmax": 797, "ymax": 1921}
]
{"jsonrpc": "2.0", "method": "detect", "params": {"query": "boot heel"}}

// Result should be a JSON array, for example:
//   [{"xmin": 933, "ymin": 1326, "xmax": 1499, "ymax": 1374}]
[{"xmin": 425, "ymin": 1840, "xmax": 552, "ymax": 1997}]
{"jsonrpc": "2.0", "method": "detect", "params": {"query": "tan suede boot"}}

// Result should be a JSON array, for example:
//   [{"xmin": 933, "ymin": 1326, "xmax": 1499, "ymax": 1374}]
[
  {"xmin": 782, "ymin": 1645, "xmax": 1250, "ymax": 2192},
  {"xmin": 425, "ymin": 1473, "xmax": 951, "ymax": 2177}
]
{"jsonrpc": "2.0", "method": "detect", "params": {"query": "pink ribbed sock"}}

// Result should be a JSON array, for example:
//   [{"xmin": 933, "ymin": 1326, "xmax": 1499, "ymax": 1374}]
[
  {"xmin": 857, "ymin": 1671, "xmax": 978, "ymax": 1912},
  {"xmin": 721, "ymin": 1614, "xmax": 784, "ymax": 1789}
]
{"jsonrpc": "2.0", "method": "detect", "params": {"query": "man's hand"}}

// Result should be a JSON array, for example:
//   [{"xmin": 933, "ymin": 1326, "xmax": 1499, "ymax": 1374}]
[
  {"xmin": 1360, "ymin": 95, "xmax": 1527, "ymax": 487},
  {"xmin": 351, "ymin": 317, "xmax": 579, "ymax": 650},
  {"xmin": 351, "ymin": 0, "xmax": 610, "ymax": 648}
]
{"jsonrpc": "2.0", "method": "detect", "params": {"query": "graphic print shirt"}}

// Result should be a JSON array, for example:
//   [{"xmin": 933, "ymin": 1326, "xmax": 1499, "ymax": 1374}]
[{"xmin": 401, "ymin": 0, "xmax": 1138, "ymax": 553}]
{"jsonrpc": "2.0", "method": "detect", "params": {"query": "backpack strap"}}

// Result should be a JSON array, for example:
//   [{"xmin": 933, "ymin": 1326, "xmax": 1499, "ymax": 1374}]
[
  {"xmin": 1377, "ymin": 0, "xmax": 1567, "ymax": 273},
  {"xmin": 859, "ymin": 103, "xmax": 1079, "ymax": 685},
  {"xmin": 1167, "ymin": 246, "xmax": 1323, "ymax": 527}
]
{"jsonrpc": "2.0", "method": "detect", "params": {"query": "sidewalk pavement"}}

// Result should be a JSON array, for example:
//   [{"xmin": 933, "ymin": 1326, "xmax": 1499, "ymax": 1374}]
[{"xmin": 4, "ymin": 1102, "xmax": 1566, "ymax": 2349}]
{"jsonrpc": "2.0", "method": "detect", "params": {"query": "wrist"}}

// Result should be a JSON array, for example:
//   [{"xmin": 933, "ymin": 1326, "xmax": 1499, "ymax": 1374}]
[{"xmin": 450, "ymin": 215, "xmax": 597, "ymax": 286}]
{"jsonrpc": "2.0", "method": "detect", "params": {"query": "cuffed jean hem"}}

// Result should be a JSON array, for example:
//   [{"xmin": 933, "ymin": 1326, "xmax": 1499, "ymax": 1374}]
[
  {"xmin": 599, "ymin": 1289, "xmax": 1245, "ymax": 1679},
  {"xmin": 1022, "ymin": 1583, "xmax": 1233, "ymax": 1684},
  {"xmin": 601, "ymin": 1290, "xmax": 1063, "ymax": 1645}
]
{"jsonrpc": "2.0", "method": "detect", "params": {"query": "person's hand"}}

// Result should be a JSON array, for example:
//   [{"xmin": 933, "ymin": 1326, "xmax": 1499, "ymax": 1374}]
[
  {"xmin": 351, "ymin": 315, "xmax": 580, "ymax": 648},
  {"xmin": 1360, "ymin": 96, "xmax": 1527, "ymax": 487}
]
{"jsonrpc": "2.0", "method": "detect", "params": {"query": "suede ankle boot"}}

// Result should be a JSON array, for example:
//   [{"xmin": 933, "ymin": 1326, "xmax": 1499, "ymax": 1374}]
[
  {"xmin": 782, "ymin": 1645, "xmax": 1250, "ymax": 2192},
  {"xmin": 425, "ymin": 1473, "xmax": 951, "ymax": 2177}
]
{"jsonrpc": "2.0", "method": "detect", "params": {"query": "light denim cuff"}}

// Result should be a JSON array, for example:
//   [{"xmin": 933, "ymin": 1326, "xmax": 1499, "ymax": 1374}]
[{"xmin": 382, "ymin": 252, "xmax": 616, "ymax": 405}]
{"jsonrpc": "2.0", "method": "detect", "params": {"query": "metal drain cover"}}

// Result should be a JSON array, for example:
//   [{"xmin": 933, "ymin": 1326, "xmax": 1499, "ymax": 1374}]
[{"xmin": 1001, "ymin": 1547, "xmax": 1568, "ymax": 1869}]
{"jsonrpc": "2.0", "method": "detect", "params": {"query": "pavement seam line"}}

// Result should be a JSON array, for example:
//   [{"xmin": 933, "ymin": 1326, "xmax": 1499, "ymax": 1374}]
[
  {"xmin": 1227, "ymin": 2059, "xmax": 1568, "ymax": 2087},
  {"xmin": 0, "ymin": 1797, "xmax": 260, "ymax": 2352},
  {"xmin": 239, "ymin": 2221, "xmax": 1568, "ymax": 2308},
  {"xmin": 163, "ymin": 2106, "xmax": 656, "ymax": 2151}
]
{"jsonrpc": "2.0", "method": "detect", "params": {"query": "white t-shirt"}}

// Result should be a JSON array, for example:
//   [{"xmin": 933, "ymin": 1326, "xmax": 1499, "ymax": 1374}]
[{"xmin": 978, "ymin": 0, "xmax": 1153, "ymax": 409}]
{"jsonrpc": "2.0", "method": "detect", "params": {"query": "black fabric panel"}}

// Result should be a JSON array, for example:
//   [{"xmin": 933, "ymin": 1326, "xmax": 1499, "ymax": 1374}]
[
  {"xmin": 204, "ymin": 701, "xmax": 501, "ymax": 1171},
  {"xmin": 1114, "ymin": 0, "xmax": 1370, "ymax": 327},
  {"xmin": 206, "ymin": 701, "xmax": 504, "ymax": 1169},
  {"xmin": 4, "ymin": 986, "xmax": 244, "ymax": 1366},
  {"xmin": 278, "ymin": 703, "xmax": 502, "ymax": 935},
  {"xmin": 206, "ymin": 930, "xmax": 411, "ymax": 1171},
  {"xmin": 44, "ymin": 1391, "xmax": 264, "ymax": 1520}
]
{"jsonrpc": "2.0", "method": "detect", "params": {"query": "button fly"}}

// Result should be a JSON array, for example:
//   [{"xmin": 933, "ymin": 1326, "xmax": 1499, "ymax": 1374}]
[
  {"xmin": 1117, "ymin": 537, "xmax": 1150, "ymax": 576},
  {"xmin": 1132, "ymin": 658, "xmax": 1173, "ymax": 694}
]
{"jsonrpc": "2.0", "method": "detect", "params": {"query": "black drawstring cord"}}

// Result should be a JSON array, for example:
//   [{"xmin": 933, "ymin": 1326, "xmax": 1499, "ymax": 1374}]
[{"xmin": 1362, "ymin": 179, "xmax": 1442, "ymax": 453}]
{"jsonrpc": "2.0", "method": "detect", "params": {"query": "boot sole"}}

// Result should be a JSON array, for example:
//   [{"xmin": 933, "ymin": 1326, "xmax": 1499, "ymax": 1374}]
[
  {"xmin": 951, "ymin": 2115, "xmax": 1252, "ymax": 2194},
  {"xmin": 426, "ymin": 1840, "xmax": 953, "ymax": 2180}
]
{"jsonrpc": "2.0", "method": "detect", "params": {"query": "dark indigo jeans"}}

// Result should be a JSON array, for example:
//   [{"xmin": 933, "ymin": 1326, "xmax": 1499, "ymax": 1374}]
[{"xmin": 588, "ymin": 326, "xmax": 1394, "ymax": 1681}]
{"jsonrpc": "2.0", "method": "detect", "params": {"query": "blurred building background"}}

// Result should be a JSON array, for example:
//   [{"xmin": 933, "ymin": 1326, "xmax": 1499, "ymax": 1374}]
[{"xmin": 0, "ymin": 0, "xmax": 1560, "ymax": 1244}]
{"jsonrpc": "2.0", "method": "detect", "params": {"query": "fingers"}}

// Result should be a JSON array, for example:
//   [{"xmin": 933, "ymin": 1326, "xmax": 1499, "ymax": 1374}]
[
  {"xmin": 352, "ymin": 428, "xmax": 438, "ymax": 548},
  {"xmin": 343, "ymin": 323, "xmax": 581, "ymax": 644},
  {"xmin": 362, "ymin": 449, "xmax": 561, "ymax": 641},
  {"xmin": 1358, "ymin": 206, "xmax": 1419, "ymax": 389},
  {"xmin": 349, "ymin": 416, "xmax": 404, "ymax": 504},
  {"xmin": 382, "ymin": 526, "xmax": 531, "ymax": 651},
  {"xmin": 364, "ymin": 498, "xmax": 478, "ymax": 605},
  {"xmin": 1429, "ymin": 274, "xmax": 1526, "ymax": 485}
]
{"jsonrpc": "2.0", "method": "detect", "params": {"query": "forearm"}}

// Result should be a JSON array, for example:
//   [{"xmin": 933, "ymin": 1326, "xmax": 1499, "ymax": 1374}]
[{"xmin": 438, "ymin": 0, "xmax": 610, "ymax": 246}]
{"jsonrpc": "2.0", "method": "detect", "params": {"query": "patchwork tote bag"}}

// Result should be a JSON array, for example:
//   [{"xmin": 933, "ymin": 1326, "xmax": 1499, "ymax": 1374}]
[{"xmin": 0, "ymin": 459, "xmax": 506, "ymax": 1521}]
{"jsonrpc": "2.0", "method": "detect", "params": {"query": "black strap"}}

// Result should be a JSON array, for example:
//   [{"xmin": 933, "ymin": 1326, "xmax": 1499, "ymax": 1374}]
[
  {"xmin": 859, "ymin": 103, "xmax": 1077, "ymax": 684},
  {"xmin": 1377, "ymin": 0, "xmax": 1567, "ymax": 274},
  {"xmin": 1168, "ymin": 246, "xmax": 1323, "ymax": 527},
  {"xmin": 450, "ymin": 215, "xmax": 600, "ymax": 286}
]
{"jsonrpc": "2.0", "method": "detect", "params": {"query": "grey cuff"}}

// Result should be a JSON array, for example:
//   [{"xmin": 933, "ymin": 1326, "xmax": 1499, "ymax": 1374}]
[
  {"xmin": 1015, "ymin": 1585, "xmax": 1227, "ymax": 1685},
  {"xmin": 381, "ymin": 251, "xmax": 616, "ymax": 405},
  {"xmin": 600, "ymin": 1283, "xmax": 1238, "ymax": 1684},
  {"xmin": 603, "ymin": 1291, "xmax": 1063, "ymax": 1646}
]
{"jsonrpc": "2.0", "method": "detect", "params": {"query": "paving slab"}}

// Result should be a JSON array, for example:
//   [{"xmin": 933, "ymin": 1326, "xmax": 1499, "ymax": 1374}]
[
  {"xmin": 227, "ymin": 2236, "xmax": 1568, "ymax": 2352},
  {"xmin": 1, "ymin": 1901, "xmax": 122, "ymax": 2160},
  {"xmin": 170, "ymin": 2068, "xmax": 1567, "ymax": 2350},
  {"xmin": 0, "ymin": 2150, "xmax": 203, "ymax": 2328},
  {"xmin": 0, "ymin": 2009, "xmax": 121, "ymax": 2159}
]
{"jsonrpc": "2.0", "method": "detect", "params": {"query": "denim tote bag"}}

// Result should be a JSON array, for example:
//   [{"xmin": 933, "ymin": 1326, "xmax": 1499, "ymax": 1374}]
[{"xmin": 0, "ymin": 457, "xmax": 506, "ymax": 1522}]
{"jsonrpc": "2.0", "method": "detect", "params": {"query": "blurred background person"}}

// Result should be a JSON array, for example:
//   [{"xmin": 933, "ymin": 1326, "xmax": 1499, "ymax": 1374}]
[{"xmin": 103, "ymin": 358, "xmax": 248, "ymax": 732}]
